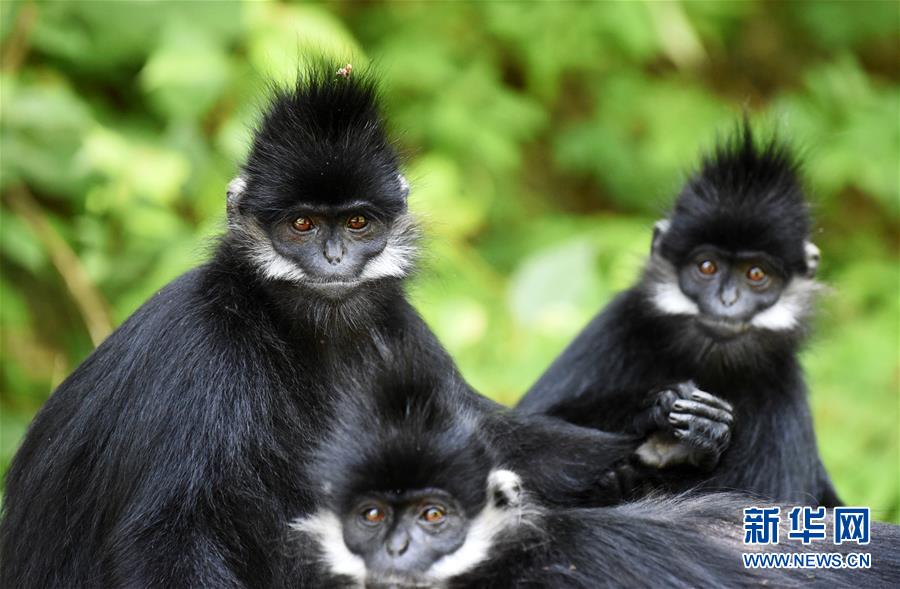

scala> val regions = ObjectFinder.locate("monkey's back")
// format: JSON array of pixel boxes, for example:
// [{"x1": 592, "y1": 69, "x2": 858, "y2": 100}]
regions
[{"x1": 0, "y1": 262, "x2": 324, "y2": 589}]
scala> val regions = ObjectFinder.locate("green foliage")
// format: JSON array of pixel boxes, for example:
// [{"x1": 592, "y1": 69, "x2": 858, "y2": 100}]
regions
[{"x1": 1, "y1": 1, "x2": 897, "y2": 521}]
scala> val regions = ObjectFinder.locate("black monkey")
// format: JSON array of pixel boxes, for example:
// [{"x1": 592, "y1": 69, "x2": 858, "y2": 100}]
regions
[
  {"x1": 287, "y1": 373, "x2": 518, "y2": 587},
  {"x1": 518, "y1": 127, "x2": 840, "y2": 507},
  {"x1": 292, "y1": 375, "x2": 900, "y2": 588},
  {"x1": 2, "y1": 65, "x2": 420, "y2": 589},
  {"x1": 1, "y1": 64, "x2": 703, "y2": 589}
]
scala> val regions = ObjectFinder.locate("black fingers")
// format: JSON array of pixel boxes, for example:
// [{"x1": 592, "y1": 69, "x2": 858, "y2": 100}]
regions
[
  {"x1": 633, "y1": 389, "x2": 679, "y2": 435},
  {"x1": 634, "y1": 381, "x2": 726, "y2": 435},
  {"x1": 635, "y1": 381, "x2": 735, "y2": 472},
  {"x1": 671, "y1": 399, "x2": 733, "y2": 424},
  {"x1": 688, "y1": 390, "x2": 733, "y2": 413},
  {"x1": 669, "y1": 410, "x2": 733, "y2": 472},
  {"x1": 672, "y1": 381, "x2": 699, "y2": 397},
  {"x1": 596, "y1": 461, "x2": 641, "y2": 504},
  {"x1": 639, "y1": 387, "x2": 679, "y2": 410}
]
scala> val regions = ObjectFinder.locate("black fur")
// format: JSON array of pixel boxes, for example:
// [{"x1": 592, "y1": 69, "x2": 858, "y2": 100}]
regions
[
  {"x1": 518, "y1": 125, "x2": 840, "y2": 506},
  {"x1": 311, "y1": 374, "x2": 497, "y2": 520},
  {"x1": 241, "y1": 68, "x2": 407, "y2": 223},
  {"x1": 295, "y1": 374, "x2": 900, "y2": 588},
  {"x1": 1, "y1": 64, "x2": 655, "y2": 589},
  {"x1": 457, "y1": 494, "x2": 900, "y2": 589},
  {"x1": 659, "y1": 127, "x2": 811, "y2": 276}
]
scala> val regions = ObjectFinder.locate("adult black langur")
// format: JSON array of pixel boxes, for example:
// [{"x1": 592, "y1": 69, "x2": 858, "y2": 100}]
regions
[
  {"x1": 517, "y1": 126, "x2": 840, "y2": 507},
  {"x1": 290, "y1": 373, "x2": 900, "y2": 589},
  {"x1": 0, "y1": 63, "x2": 715, "y2": 589}
]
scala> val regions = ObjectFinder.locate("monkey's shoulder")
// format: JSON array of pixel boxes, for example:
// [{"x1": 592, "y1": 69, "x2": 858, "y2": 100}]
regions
[{"x1": 48, "y1": 264, "x2": 285, "y2": 408}]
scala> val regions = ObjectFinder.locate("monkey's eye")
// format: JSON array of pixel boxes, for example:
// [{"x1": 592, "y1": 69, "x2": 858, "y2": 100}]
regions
[
  {"x1": 347, "y1": 215, "x2": 368, "y2": 230},
  {"x1": 746, "y1": 266, "x2": 767, "y2": 282},
  {"x1": 698, "y1": 260, "x2": 717, "y2": 275},
  {"x1": 292, "y1": 217, "x2": 314, "y2": 232},
  {"x1": 421, "y1": 506, "x2": 446, "y2": 524},
  {"x1": 361, "y1": 507, "x2": 385, "y2": 525}
]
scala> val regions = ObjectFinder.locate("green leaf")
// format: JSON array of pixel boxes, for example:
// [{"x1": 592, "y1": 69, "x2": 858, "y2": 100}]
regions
[
  {"x1": 141, "y1": 23, "x2": 231, "y2": 121},
  {"x1": 508, "y1": 238, "x2": 604, "y2": 334},
  {"x1": 554, "y1": 72, "x2": 731, "y2": 212},
  {"x1": 78, "y1": 127, "x2": 191, "y2": 210},
  {"x1": 245, "y1": 3, "x2": 363, "y2": 85},
  {"x1": 0, "y1": 74, "x2": 94, "y2": 197},
  {"x1": 0, "y1": 208, "x2": 46, "y2": 273}
]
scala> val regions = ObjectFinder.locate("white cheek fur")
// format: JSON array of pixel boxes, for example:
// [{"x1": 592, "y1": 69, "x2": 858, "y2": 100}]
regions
[
  {"x1": 359, "y1": 213, "x2": 419, "y2": 281},
  {"x1": 231, "y1": 218, "x2": 309, "y2": 283},
  {"x1": 256, "y1": 249, "x2": 309, "y2": 283},
  {"x1": 290, "y1": 469, "x2": 535, "y2": 586},
  {"x1": 646, "y1": 257, "x2": 699, "y2": 316},
  {"x1": 289, "y1": 511, "x2": 367, "y2": 586},
  {"x1": 651, "y1": 281, "x2": 700, "y2": 316},
  {"x1": 429, "y1": 470, "x2": 526, "y2": 579},
  {"x1": 750, "y1": 277, "x2": 819, "y2": 331}
]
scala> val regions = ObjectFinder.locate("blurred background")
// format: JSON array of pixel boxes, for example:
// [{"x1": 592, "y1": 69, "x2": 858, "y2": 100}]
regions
[{"x1": 0, "y1": 1, "x2": 897, "y2": 521}]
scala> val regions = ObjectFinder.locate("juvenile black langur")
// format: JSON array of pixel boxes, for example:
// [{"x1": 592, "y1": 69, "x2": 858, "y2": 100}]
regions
[
  {"x1": 518, "y1": 126, "x2": 839, "y2": 506},
  {"x1": 289, "y1": 380, "x2": 535, "y2": 588},
  {"x1": 1, "y1": 63, "x2": 705, "y2": 589},
  {"x1": 292, "y1": 378, "x2": 900, "y2": 589}
]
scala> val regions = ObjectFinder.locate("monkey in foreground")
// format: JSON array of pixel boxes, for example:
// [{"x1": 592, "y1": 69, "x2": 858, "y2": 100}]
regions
[
  {"x1": 0, "y1": 64, "x2": 720, "y2": 589},
  {"x1": 518, "y1": 127, "x2": 839, "y2": 506},
  {"x1": 291, "y1": 375, "x2": 899, "y2": 588}
]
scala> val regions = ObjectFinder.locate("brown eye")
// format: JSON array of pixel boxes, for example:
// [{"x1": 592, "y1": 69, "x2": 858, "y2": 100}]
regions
[
  {"x1": 422, "y1": 506, "x2": 446, "y2": 524},
  {"x1": 362, "y1": 507, "x2": 385, "y2": 524},
  {"x1": 292, "y1": 217, "x2": 313, "y2": 232},
  {"x1": 747, "y1": 266, "x2": 767, "y2": 282},
  {"x1": 698, "y1": 260, "x2": 717, "y2": 275},
  {"x1": 347, "y1": 215, "x2": 367, "y2": 230}
]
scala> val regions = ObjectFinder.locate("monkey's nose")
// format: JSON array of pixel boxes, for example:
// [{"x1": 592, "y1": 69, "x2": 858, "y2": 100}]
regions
[
  {"x1": 719, "y1": 286, "x2": 739, "y2": 307},
  {"x1": 386, "y1": 531, "x2": 410, "y2": 557},
  {"x1": 323, "y1": 241, "x2": 343, "y2": 265}
]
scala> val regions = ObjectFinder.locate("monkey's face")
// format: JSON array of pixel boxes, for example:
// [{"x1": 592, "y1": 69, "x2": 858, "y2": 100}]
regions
[
  {"x1": 268, "y1": 203, "x2": 395, "y2": 295},
  {"x1": 647, "y1": 247, "x2": 819, "y2": 343},
  {"x1": 227, "y1": 173, "x2": 418, "y2": 296},
  {"x1": 676, "y1": 247, "x2": 786, "y2": 339},
  {"x1": 342, "y1": 489, "x2": 469, "y2": 587},
  {"x1": 648, "y1": 217, "x2": 821, "y2": 348},
  {"x1": 293, "y1": 469, "x2": 529, "y2": 589}
]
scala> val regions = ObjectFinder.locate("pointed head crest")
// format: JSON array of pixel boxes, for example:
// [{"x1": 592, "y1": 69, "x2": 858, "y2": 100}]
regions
[
  {"x1": 658, "y1": 125, "x2": 812, "y2": 275},
  {"x1": 239, "y1": 64, "x2": 406, "y2": 225}
]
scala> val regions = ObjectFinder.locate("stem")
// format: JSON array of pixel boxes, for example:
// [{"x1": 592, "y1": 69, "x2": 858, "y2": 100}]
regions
[{"x1": 4, "y1": 186, "x2": 113, "y2": 346}]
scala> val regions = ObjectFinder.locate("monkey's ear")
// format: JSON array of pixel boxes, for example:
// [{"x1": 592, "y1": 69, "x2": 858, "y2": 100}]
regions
[
  {"x1": 804, "y1": 241, "x2": 820, "y2": 278},
  {"x1": 398, "y1": 173, "x2": 410, "y2": 199},
  {"x1": 651, "y1": 219, "x2": 670, "y2": 257},
  {"x1": 487, "y1": 469, "x2": 523, "y2": 509},
  {"x1": 226, "y1": 175, "x2": 247, "y2": 219}
]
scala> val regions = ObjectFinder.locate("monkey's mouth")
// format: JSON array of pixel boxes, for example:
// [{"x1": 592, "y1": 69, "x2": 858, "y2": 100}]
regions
[
  {"x1": 696, "y1": 316, "x2": 751, "y2": 339},
  {"x1": 307, "y1": 280, "x2": 361, "y2": 288},
  {"x1": 366, "y1": 574, "x2": 432, "y2": 589},
  {"x1": 302, "y1": 280, "x2": 363, "y2": 296}
]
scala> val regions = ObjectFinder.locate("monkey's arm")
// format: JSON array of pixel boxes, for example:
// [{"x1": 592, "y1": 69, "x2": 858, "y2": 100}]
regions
[
  {"x1": 484, "y1": 382, "x2": 735, "y2": 507},
  {"x1": 483, "y1": 411, "x2": 646, "y2": 507}
]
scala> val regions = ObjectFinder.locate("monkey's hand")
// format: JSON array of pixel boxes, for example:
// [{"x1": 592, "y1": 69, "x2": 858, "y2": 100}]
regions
[
  {"x1": 596, "y1": 461, "x2": 642, "y2": 504},
  {"x1": 633, "y1": 382, "x2": 733, "y2": 472}
]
